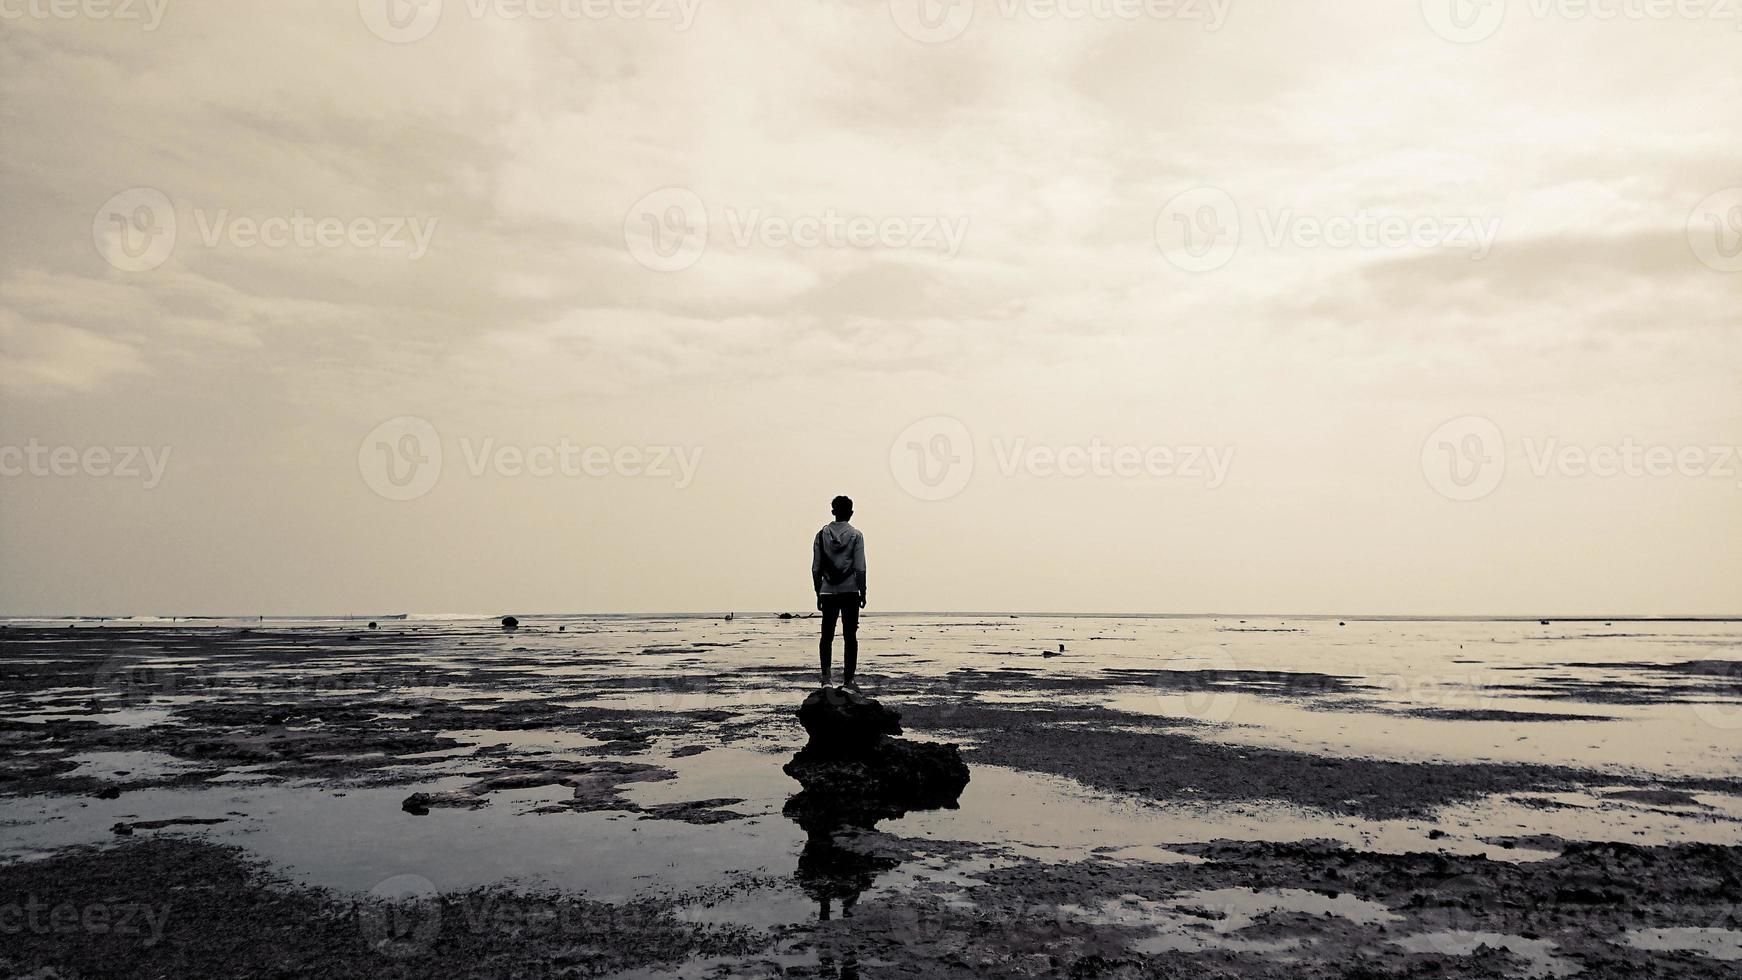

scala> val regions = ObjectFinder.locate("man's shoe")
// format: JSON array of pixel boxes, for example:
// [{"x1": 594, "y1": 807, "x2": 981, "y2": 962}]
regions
[{"x1": 842, "y1": 679, "x2": 860, "y2": 692}]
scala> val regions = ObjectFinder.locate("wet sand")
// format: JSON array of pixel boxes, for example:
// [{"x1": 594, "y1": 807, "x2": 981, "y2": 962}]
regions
[{"x1": 1, "y1": 616, "x2": 1739, "y2": 977}]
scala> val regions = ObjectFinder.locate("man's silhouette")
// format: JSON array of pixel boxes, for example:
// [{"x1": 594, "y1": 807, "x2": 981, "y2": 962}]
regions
[{"x1": 812, "y1": 495, "x2": 867, "y2": 688}]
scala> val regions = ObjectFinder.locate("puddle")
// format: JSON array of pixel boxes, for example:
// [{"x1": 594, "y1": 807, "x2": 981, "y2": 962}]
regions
[
  {"x1": 1623, "y1": 927, "x2": 1742, "y2": 961},
  {"x1": 66, "y1": 751, "x2": 202, "y2": 780},
  {"x1": 1174, "y1": 886, "x2": 1401, "y2": 927},
  {"x1": 1061, "y1": 885, "x2": 1400, "y2": 956},
  {"x1": 1391, "y1": 930, "x2": 1580, "y2": 977},
  {"x1": 438, "y1": 728, "x2": 610, "y2": 754},
  {"x1": 0, "y1": 780, "x2": 806, "y2": 903},
  {"x1": 1062, "y1": 893, "x2": 1303, "y2": 955}
]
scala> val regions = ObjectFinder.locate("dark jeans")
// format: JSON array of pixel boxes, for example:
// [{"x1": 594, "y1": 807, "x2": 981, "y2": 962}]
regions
[{"x1": 818, "y1": 592, "x2": 860, "y2": 683}]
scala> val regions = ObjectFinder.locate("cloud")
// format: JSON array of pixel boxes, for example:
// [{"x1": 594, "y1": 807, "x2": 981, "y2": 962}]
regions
[{"x1": 0, "y1": 309, "x2": 147, "y2": 396}]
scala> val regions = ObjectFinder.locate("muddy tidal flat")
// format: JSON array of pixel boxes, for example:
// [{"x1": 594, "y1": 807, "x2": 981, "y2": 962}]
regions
[{"x1": 2, "y1": 615, "x2": 1740, "y2": 978}]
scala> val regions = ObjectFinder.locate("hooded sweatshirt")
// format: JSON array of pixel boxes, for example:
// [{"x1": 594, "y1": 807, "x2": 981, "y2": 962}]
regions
[{"x1": 813, "y1": 521, "x2": 866, "y2": 594}]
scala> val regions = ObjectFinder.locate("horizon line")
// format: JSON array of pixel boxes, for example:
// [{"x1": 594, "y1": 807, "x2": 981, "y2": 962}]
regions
[{"x1": 6, "y1": 611, "x2": 1741, "y2": 623}]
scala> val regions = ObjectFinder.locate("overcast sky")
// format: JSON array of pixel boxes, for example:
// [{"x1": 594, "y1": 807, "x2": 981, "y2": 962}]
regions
[{"x1": 2, "y1": 0, "x2": 1738, "y2": 616}]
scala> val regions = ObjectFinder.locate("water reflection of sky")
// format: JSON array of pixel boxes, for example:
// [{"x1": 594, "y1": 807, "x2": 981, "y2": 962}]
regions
[{"x1": 1, "y1": 616, "x2": 1738, "y2": 940}]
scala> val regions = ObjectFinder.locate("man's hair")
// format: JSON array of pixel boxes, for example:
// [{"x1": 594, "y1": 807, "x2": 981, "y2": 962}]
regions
[{"x1": 831, "y1": 494, "x2": 853, "y2": 518}]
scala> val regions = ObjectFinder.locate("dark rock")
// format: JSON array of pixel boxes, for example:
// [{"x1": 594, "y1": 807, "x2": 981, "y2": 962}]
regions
[
  {"x1": 404, "y1": 761, "x2": 676, "y2": 816},
  {"x1": 640, "y1": 798, "x2": 746, "y2": 824},
  {"x1": 402, "y1": 790, "x2": 489, "y2": 815},
  {"x1": 501, "y1": 616, "x2": 519, "y2": 629},
  {"x1": 785, "y1": 737, "x2": 969, "y2": 820},
  {"x1": 367, "y1": 621, "x2": 378, "y2": 630},
  {"x1": 795, "y1": 687, "x2": 902, "y2": 756},
  {"x1": 778, "y1": 612, "x2": 794, "y2": 620},
  {"x1": 111, "y1": 816, "x2": 228, "y2": 835},
  {"x1": 783, "y1": 687, "x2": 968, "y2": 823}
]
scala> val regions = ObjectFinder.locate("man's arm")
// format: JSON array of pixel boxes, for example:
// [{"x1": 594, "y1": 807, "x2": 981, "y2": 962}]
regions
[
  {"x1": 856, "y1": 533, "x2": 867, "y2": 608},
  {"x1": 811, "y1": 532, "x2": 824, "y2": 607}
]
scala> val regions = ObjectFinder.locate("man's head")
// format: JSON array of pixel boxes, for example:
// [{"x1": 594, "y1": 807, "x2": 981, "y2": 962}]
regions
[{"x1": 831, "y1": 495, "x2": 853, "y2": 521}]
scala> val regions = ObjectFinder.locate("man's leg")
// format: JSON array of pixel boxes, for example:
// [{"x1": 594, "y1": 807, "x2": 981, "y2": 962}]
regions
[
  {"x1": 840, "y1": 599, "x2": 859, "y2": 685},
  {"x1": 819, "y1": 598, "x2": 840, "y2": 686}
]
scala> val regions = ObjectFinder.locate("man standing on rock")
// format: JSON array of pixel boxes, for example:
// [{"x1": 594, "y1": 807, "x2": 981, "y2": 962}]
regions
[{"x1": 812, "y1": 495, "x2": 867, "y2": 689}]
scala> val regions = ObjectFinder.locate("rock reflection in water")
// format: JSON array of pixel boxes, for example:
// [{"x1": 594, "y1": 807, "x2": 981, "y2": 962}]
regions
[{"x1": 780, "y1": 686, "x2": 972, "y2": 976}]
